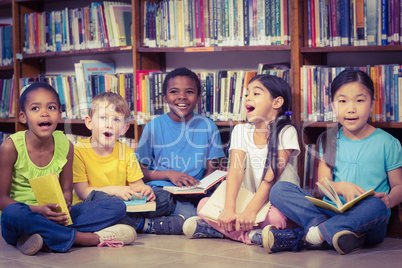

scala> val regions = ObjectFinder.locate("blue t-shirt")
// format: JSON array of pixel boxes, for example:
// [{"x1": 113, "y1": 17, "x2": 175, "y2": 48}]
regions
[
  {"x1": 136, "y1": 113, "x2": 226, "y2": 188},
  {"x1": 320, "y1": 128, "x2": 402, "y2": 207}
]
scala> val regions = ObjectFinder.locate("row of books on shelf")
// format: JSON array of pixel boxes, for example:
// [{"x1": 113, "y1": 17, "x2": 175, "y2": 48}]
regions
[
  {"x1": 300, "y1": 64, "x2": 402, "y2": 123},
  {"x1": 143, "y1": 0, "x2": 290, "y2": 48},
  {"x1": 307, "y1": 0, "x2": 402, "y2": 47},
  {"x1": 0, "y1": 25, "x2": 12, "y2": 66},
  {"x1": 23, "y1": 1, "x2": 132, "y2": 54},
  {"x1": 16, "y1": 61, "x2": 289, "y2": 122},
  {"x1": 0, "y1": 77, "x2": 15, "y2": 119},
  {"x1": 136, "y1": 63, "x2": 289, "y2": 123},
  {"x1": 18, "y1": 60, "x2": 131, "y2": 120}
]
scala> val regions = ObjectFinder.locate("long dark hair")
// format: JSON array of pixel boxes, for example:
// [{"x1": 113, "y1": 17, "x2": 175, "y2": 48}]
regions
[
  {"x1": 317, "y1": 69, "x2": 375, "y2": 169},
  {"x1": 249, "y1": 74, "x2": 301, "y2": 182}
]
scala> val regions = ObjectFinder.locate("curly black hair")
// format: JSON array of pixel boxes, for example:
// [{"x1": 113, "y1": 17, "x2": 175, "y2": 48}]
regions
[{"x1": 162, "y1": 67, "x2": 201, "y2": 96}]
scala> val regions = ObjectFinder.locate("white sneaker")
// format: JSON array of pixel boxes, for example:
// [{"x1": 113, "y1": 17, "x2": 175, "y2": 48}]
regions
[
  {"x1": 16, "y1": 233, "x2": 43, "y2": 255},
  {"x1": 95, "y1": 224, "x2": 137, "y2": 247}
]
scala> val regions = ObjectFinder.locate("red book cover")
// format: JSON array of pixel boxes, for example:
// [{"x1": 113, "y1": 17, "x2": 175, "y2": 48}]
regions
[
  {"x1": 195, "y1": 0, "x2": 200, "y2": 46},
  {"x1": 200, "y1": 0, "x2": 205, "y2": 46},
  {"x1": 99, "y1": 4, "x2": 110, "y2": 48},
  {"x1": 307, "y1": 67, "x2": 312, "y2": 120},
  {"x1": 283, "y1": 0, "x2": 289, "y2": 44}
]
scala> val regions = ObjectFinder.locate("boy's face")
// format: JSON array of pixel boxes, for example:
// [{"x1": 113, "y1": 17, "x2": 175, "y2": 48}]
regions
[
  {"x1": 85, "y1": 101, "x2": 129, "y2": 151},
  {"x1": 163, "y1": 76, "x2": 200, "y2": 122}
]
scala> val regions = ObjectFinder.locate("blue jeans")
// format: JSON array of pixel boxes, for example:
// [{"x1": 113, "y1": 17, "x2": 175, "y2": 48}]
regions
[
  {"x1": 84, "y1": 189, "x2": 176, "y2": 229},
  {"x1": 1, "y1": 198, "x2": 126, "y2": 252},
  {"x1": 270, "y1": 181, "x2": 388, "y2": 246}
]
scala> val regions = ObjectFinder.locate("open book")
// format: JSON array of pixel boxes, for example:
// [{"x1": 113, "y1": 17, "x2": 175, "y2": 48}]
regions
[
  {"x1": 305, "y1": 177, "x2": 375, "y2": 213},
  {"x1": 124, "y1": 195, "x2": 156, "y2": 212},
  {"x1": 29, "y1": 173, "x2": 73, "y2": 226},
  {"x1": 199, "y1": 180, "x2": 271, "y2": 224},
  {"x1": 163, "y1": 170, "x2": 228, "y2": 194}
]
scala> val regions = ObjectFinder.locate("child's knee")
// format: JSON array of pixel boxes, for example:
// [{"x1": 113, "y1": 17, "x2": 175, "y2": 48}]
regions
[
  {"x1": 196, "y1": 197, "x2": 210, "y2": 214},
  {"x1": 267, "y1": 206, "x2": 287, "y2": 229},
  {"x1": 1, "y1": 203, "x2": 29, "y2": 223}
]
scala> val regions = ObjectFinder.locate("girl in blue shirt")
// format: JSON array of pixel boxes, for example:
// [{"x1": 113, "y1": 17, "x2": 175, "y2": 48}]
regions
[{"x1": 266, "y1": 69, "x2": 402, "y2": 254}]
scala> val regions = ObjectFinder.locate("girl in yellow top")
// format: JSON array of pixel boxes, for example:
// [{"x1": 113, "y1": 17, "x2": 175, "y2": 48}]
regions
[{"x1": 0, "y1": 82, "x2": 135, "y2": 256}]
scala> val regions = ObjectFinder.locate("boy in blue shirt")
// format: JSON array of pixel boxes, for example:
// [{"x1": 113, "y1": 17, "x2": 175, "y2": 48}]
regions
[{"x1": 136, "y1": 67, "x2": 226, "y2": 233}]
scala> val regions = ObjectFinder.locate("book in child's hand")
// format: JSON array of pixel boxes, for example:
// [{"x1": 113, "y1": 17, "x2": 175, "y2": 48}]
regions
[
  {"x1": 29, "y1": 173, "x2": 73, "y2": 226},
  {"x1": 163, "y1": 170, "x2": 228, "y2": 194},
  {"x1": 305, "y1": 177, "x2": 375, "y2": 213},
  {"x1": 198, "y1": 180, "x2": 271, "y2": 225},
  {"x1": 124, "y1": 195, "x2": 156, "y2": 212}
]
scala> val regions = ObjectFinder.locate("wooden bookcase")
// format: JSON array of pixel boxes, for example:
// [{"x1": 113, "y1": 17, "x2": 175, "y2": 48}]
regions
[{"x1": 1, "y1": 0, "x2": 401, "y2": 183}]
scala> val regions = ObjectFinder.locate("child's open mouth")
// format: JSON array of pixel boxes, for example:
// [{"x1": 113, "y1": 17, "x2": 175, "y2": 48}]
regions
[
  {"x1": 103, "y1": 132, "x2": 113, "y2": 138},
  {"x1": 38, "y1": 122, "x2": 51, "y2": 127},
  {"x1": 246, "y1": 105, "x2": 255, "y2": 113}
]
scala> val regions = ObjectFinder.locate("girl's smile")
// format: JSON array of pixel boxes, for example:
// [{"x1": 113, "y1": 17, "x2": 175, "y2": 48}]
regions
[{"x1": 332, "y1": 81, "x2": 375, "y2": 140}]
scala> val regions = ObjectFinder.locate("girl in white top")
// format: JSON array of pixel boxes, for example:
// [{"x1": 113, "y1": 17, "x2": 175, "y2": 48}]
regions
[{"x1": 183, "y1": 74, "x2": 301, "y2": 245}]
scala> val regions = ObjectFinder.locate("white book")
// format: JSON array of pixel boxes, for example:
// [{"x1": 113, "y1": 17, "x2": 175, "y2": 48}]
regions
[{"x1": 163, "y1": 170, "x2": 228, "y2": 194}]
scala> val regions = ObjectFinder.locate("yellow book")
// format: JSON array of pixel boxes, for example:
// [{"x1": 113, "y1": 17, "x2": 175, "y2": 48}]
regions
[
  {"x1": 305, "y1": 177, "x2": 375, "y2": 214},
  {"x1": 199, "y1": 180, "x2": 271, "y2": 225},
  {"x1": 29, "y1": 173, "x2": 73, "y2": 226}
]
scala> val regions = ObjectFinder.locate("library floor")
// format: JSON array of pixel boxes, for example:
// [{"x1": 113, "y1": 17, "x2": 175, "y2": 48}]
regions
[{"x1": 0, "y1": 230, "x2": 402, "y2": 268}]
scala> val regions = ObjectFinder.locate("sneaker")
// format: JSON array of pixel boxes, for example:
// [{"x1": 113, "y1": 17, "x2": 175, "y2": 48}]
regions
[
  {"x1": 263, "y1": 225, "x2": 311, "y2": 253},
  {"x1": 182, "y1": 216, "x2": 224, "y2": 238},
  {"x1": 152, "y1": 215, "x2": 185, "y2": 235},
  {"x1": 16, "y1": 233, "x2": 43, "y2": 256},
  {"x1": 95, "y1": 224, "x2": 137, "y2": 247},
  {"x1": 249, "y1": 229, "x2": 263, "y2": 245},
  {"x1": 333, "y1": 230, "x2": 365, "y2": 255}
]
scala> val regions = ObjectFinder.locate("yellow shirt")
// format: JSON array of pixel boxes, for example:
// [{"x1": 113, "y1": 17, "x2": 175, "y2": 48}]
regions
[{"x1": 73, "y1": 137, "x2": 143, "y2": 203}]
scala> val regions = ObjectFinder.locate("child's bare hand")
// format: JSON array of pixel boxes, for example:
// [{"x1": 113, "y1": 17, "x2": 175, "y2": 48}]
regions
[
  {"x1": 218, "y1": 210, "x2": 236, "y2": 231},
  {"x1": 338, "y1": 181, "x2": 366, "y2": 202},
  {"x1": 111, "y1": 186, "x2": 135, "y2": 200},
  {"x1": 38, "y1": 203, "x2": 70, "y2": 225},
  {"x1": 374, "y1": 192, "x2": 391, "y2": 209},
  {"x1": 235, "y1": 210, "x2": 256, "y2": 232},
  {"x1": 139, "y1": 185, "x2": 156, "y2": 201},
  {"x1": 167, "y1": 171, "x2": 199, "y2": 187}
]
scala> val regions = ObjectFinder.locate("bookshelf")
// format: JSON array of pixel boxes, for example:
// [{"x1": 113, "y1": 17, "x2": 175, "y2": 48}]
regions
[
  {"x1": 8, "y1": 0, "x2": 136, "y2": 138},
  {"x1": 299, "y1": 0, "x2": 402, "y2": 147},
  {"x1": 0, "y1": 0, "x2": 400, "y2": 175}
]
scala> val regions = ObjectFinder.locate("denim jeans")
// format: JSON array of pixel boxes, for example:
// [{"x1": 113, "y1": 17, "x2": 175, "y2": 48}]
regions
[
  {"x1": 1, "y1": 197, "x2": 126, "y2": 252},
  {"x1": 84, "y1": 188, "x2": 176, "y2": 229},
  {"x1": 270, "y1": 181, "x2": 388, "y2": 246}
]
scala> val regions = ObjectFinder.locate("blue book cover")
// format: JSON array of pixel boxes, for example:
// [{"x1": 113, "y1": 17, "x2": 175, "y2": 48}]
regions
[
  {"x1": 381, "y1": 0, "x2": 387, "y2": 45},
  {"x1": 243, "y1": 0, "x2": 249, "y2": 45},
  {"x1": 55, "y1": 76, "x2": 66, "y2": 118},
  {"x1": 340, "y1": 0, "x2": 350, "y2": 46},
  {"x1": 81, "y1": 61, "x2": 115, "y2": 104}
]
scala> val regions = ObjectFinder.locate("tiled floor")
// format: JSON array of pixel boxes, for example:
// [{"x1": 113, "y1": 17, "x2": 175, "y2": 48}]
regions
[{"x1": 0, "y1": 231, "x2": 401, "y2": 268}]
